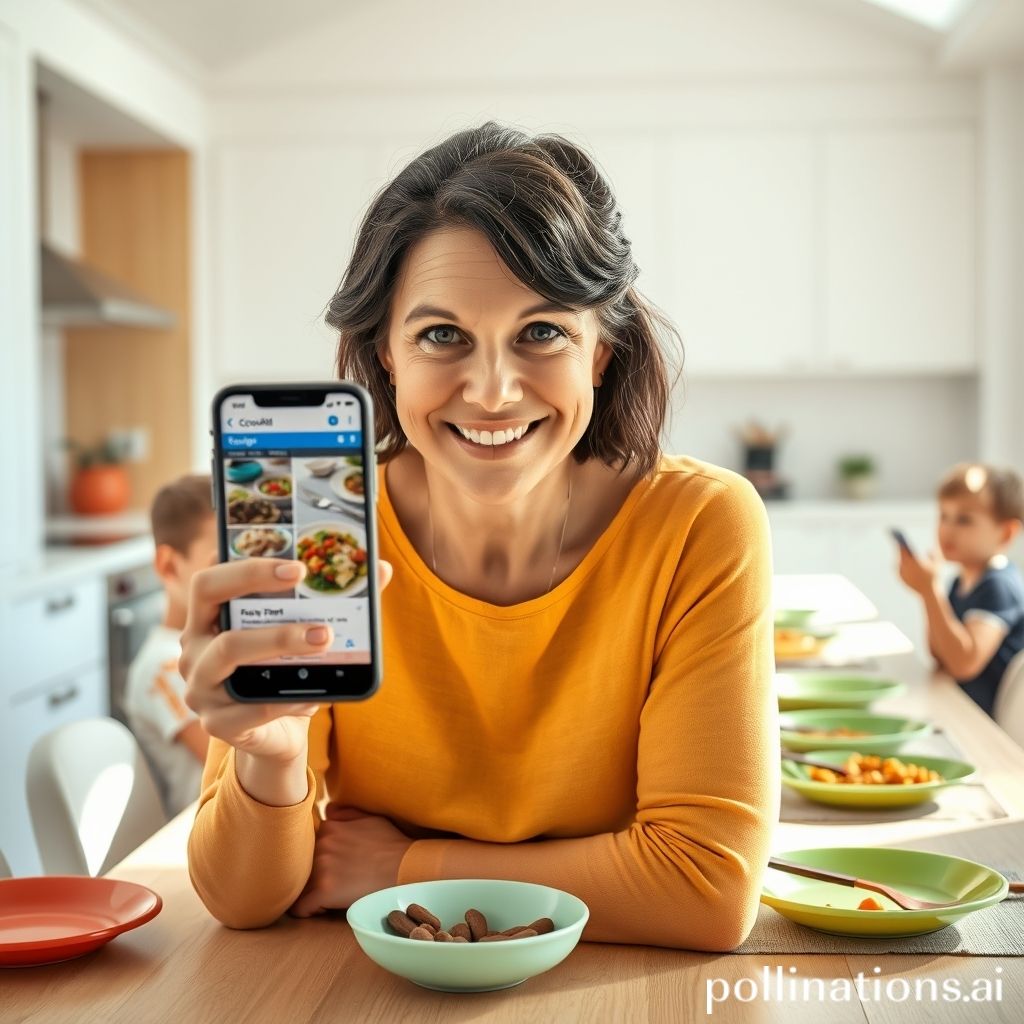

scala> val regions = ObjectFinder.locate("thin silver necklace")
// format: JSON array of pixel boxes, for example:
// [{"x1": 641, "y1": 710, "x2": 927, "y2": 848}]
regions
[{"x1": 426, "y1": 467, "x2": 573, "y2": 595}]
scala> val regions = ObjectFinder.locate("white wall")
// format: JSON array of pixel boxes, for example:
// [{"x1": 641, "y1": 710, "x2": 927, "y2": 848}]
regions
[
  {"x1": 673, "y1": 376, "x2": 978, "y2": 499},
  {"x1": 978, "y1": 68, "x2": 1024, "y2": 473}
]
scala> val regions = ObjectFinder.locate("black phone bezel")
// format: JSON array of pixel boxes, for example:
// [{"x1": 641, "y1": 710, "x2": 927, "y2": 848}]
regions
[
  {"x1": 211, "y1": 382, "x2": 382, "y2": 702},
  {"x1": 890, "y1": 527, "x2": 915, "y2": 555}
]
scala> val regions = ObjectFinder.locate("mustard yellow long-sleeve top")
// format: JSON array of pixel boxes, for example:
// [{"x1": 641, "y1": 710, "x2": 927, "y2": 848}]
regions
[{"x1": 188, "y1": 454, "x2": 779, "y2": 950}]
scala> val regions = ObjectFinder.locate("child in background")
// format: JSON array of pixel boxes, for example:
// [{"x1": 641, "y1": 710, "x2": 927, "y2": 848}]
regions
[
  {"x1": 897, "y1": 463, "x2": 1024, "y2": 718},
  {"x1": 126, "y1": 474, "x2": 217, "y2": 816}
]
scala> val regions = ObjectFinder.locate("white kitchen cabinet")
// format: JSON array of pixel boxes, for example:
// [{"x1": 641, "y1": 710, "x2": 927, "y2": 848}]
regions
[
  {"x1": 1, "y1": 664, "x2": 107, "y2": 876},
  {"x1": 768, "y1": 518, "x2": 837, "y2": 576},
  {"x1": 215, "y1": 141, "x2": 394, "y2": 381},
  {"x1": 4, "y1": 577, "x2": 105, "y2": 693},
  {"x1": 583, "y1": 134, "x2": 670, "y2": 314},
  {"x1": 0, "y1": 573, "x2": 108, "y2": 877},
  {"x1": 824, "y1": 129, "x2": 976, "y2": 372},
  {"x1": 665, "y1": 132, "x2": 816, "y2": 375}
]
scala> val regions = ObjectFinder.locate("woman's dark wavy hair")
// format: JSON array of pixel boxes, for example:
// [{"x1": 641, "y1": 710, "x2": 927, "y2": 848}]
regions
[{"x1": 325, "y1": 121, "x2": 683, "y2": 478}]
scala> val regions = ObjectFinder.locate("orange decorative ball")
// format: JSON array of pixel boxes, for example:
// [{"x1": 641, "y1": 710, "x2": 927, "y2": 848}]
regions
[{"x1": 70, "y1": 464, "x2": 131, "y2": 515}]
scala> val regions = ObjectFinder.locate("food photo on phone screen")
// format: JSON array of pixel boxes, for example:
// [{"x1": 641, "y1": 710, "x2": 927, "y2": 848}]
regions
[{"x1": 217, "y1": 388, "x2": 375, "y2": 672}]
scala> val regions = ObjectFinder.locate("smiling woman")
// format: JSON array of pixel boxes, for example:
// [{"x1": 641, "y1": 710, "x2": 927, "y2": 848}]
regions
[{"x1": 184, "y1": 122, "x2": 779, "y2": 952}]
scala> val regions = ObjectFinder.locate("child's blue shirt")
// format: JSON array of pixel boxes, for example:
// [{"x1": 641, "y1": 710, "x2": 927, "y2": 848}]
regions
[{"x1": 948, "y1": 559, "x2": 1024, "y2": 717}]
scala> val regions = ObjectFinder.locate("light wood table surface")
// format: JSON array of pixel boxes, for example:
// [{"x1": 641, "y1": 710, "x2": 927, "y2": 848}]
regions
[{"x1": 4, "y1": 644, "x2": 1024, "y2": 1021}]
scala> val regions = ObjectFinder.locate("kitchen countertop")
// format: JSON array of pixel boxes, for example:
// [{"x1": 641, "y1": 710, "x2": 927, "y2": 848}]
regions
[
  {"x1": 764, "y1": 499, "x2": 935, "y2": 519},
  {"x1": 0, "y1": 535, "x2": 155, "y2": 600}
]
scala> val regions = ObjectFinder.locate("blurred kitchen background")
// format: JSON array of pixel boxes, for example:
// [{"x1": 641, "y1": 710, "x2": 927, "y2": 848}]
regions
[{"x1": 1, "y1": 0, "x2": 1023, "y2": 871}]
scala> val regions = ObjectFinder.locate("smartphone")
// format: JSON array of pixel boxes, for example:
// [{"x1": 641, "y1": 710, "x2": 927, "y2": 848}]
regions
[
  {"x1": 211, "y1": 383, "x2": 381, "y2": 702},
  {"x1": 890, "y1": 528, "x2": 915, "y2": 556}
]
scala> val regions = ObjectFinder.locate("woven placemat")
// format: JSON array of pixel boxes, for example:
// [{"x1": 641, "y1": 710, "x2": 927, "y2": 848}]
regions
[{"x1": 736, "y1": 823, "x2": 1024, "y2": 955}]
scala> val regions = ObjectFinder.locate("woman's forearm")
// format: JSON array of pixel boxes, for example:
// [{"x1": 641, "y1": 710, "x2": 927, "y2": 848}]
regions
[
  {"x1": 395, "y1": 809, "x2": 771, "y2": 951},
  {"x1": 188, "y1": 743, "x2": 317, "y2": 929}
]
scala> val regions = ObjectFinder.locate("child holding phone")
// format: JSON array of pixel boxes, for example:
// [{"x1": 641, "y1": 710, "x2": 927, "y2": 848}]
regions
[{"x1": 896, "y1": 462, "x2": 1024, "y2": 717}]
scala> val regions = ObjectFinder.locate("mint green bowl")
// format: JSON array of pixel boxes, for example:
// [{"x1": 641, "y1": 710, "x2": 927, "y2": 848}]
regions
[
  {"x1": 345, "y1": 879, "x2": 589, "y2": 993},
  {"x1": 779, "y1": 709, "x2": 932, "y2": 754},
  {"x1": 774, "y1": 608, "x2": 818, "y2": 629},
  {"x1": 776, "y1": 673, "x2": 905, "y2": 711}
]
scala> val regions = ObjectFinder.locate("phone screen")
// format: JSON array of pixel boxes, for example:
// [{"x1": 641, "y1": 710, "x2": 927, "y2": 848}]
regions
[{"x1": 212, "y1": 385, "x2": 380, "y2": 700}]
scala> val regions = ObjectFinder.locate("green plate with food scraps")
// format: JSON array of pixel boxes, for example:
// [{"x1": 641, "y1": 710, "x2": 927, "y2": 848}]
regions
[
  {"x1": 779, "y1": 710, "x2": 932, "y2": 754},
  {"x1": 774, "y1": 608, "x2": 819, "y2": 629},
  {"x1": 782, "y1": 750, "x2": 975, "y2": 808},
  {"x1": 762, "y1": 847, "x2": 1008, "y2": 937},
  {"x1": 776, "y1": 673, "x2": 904, "y2": 711}
]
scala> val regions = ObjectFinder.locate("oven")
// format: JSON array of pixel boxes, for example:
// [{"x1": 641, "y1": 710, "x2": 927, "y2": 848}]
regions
[{"x1": 107, "y1": 562, "x2": 166, "y2": 725}]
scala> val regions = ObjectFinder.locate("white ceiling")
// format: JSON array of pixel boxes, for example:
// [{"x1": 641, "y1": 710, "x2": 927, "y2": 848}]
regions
[
  {"x1": 75, "y1": 0, "x2": 355, "y2": 72},
  {"x1": 860, "y1": 0, "x2": 974, "y2": 30},
  {"x1": 74, "y1": 0, "x2": 1021, "y2": 77}
]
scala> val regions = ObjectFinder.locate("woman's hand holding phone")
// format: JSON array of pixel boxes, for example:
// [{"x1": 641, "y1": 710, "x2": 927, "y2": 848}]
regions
[{"x1": 180, "y1": 556, "x2": 393, "y2": 805}]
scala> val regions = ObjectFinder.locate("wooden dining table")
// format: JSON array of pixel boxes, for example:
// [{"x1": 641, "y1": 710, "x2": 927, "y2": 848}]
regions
[{"x1": 4, "y1": 614, "x2": 1024, "y2": 1021}]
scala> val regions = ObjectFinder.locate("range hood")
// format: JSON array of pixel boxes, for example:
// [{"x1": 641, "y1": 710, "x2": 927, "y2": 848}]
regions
[
  {"x1": 36, "y1": 86, "x2": 175, "y2": 331},
  {"x1": 40, "y1": 243, "x2": 176, "y2": 329}
]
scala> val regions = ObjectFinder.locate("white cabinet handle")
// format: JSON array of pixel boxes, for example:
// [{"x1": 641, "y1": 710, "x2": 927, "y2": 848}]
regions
[
  {"x1": 45, "y1": 595, "x2": 76, "y2": 615},
  {"x1": 47, "y1": 685, "x2": 80, "y2": 709},
  {"x1": 111, "y1": 607, "x2": 136, "y2": 628}
]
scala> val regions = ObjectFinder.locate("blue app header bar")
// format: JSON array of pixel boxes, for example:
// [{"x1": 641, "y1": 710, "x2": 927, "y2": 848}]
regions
[{"x1": 221, "y1": 431, "x2": 363, "y2": 451}]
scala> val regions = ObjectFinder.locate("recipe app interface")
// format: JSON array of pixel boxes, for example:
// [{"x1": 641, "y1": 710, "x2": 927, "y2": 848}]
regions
[{"x1": 219, "y1": 393, "x2": 371, "y2": 665}]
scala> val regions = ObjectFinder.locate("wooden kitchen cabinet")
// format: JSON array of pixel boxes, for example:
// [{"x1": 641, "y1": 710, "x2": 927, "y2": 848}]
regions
[{"x1": 823, "y1": 129, "x2": 976, "y2": 373}]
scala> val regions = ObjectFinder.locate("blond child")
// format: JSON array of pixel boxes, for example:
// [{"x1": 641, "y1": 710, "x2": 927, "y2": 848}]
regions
[
  {"x1": 125, "y1": 474, "x2": 217, "y2": 815},
  {"x1": 897, "y1": 463, "x2": 1024, "y2": 717}
]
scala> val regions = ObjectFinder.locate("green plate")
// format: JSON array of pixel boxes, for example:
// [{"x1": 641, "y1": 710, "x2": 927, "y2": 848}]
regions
[
  {"x1": 776, "y1": 672, "x2": 905, "y2": 711},
  {"x1": 762, "y1": 847, "x2": 1008, "y2": 936},
  {"x1": 780, "y1": 709, "x2": 932, "y2": 754},
  {"x1": 774, "y1": 608, "x2": 818, "y2": 629},
  {"x1": 782, "y1": 749, "x2": 975, "y2": 807},
  {"x1": 345, "y1": 878, "x2": 588, "y2": 993}
]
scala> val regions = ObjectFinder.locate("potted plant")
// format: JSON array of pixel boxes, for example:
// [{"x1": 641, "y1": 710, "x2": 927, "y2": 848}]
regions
[
  {"x1": 65, "y1": 435, "x2": 132, "y2": 515},
  {"x1": 838, "y1": 453, "x2": 878, "y2": 500}
]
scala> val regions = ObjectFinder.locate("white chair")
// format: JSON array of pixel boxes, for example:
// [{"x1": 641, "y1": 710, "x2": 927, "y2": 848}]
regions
[
  {"x1": 27, "y1": 717, "x2": 166, "y2": 876},
  {"x1": 0, "y1": 849, "x2": 10, "y2": 879},
  {"x1": 994, "y1": 649, "x2": 1024, "y2": 750}
]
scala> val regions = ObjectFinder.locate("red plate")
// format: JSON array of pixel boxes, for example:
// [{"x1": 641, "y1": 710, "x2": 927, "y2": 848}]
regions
[{"x1": 0, "y1": 876, "x2": 162, "y2": 967}]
